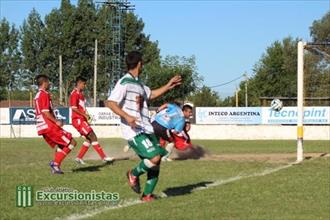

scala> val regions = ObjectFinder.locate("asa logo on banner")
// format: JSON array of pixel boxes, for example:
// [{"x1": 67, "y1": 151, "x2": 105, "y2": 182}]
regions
[{"x1": 10, "y1": 107, "x2": 70, "y2": 124}]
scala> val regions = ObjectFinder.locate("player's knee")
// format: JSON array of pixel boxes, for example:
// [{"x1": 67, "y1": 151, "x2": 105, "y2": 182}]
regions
[
  {"x1": 88, "y1": 132, "x2": 97, "y2": 142},
  {"x1": 150, "y1": 155, "x2": 161, "y2": 164},
  {"x1": 70, "y1": 138, "x2": 77, "y2": 146}
]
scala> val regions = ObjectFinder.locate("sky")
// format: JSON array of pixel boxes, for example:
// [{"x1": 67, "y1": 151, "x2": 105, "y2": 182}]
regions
[{"x1": 1, "y1": 0, "x2": 329, "y2": 97}]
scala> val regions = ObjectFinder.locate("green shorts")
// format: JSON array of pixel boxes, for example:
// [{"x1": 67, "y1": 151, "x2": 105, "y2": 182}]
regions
[{"x1": 128, "y1": 133, "x2": 168, "y2": 159}]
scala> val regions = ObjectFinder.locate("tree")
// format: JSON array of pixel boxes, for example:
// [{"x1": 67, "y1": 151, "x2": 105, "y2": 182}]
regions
[
  {"x1": 43, "y1": 0, "x2": 75, "y2": 88},
  {"x1": 217, "y1": 12, "x2": 329, "y2": 107},
  {"x1": 307, "y1": 12, "x2": 330, "y2": 101},
  {"x1": 236, "y1": 37, "x2": 299, "y2": 106},
  {"x1": 0, "y1": 18, "x2": 21, "y2": 100},
  {"x1": 94, "y1": 4, "x2": 112, "y2": 99},
  {"x1": 5, "y1": 1, "x2": 202, "y2": 106},
  {"x1": 188, "y1": 86, "x2": 221, "y2": 107},
  {"x1": 146, "y1": 55, "x2": 202, "y2": 106},
  {"x1": 310, "y1": 12, "x2": 330, "y2": 55},
  {"x1": 20, "y1": 8, "x2": 46, "y2": 89}
]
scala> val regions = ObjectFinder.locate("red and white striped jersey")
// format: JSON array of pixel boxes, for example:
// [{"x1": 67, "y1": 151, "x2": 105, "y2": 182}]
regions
[
  {"x1": 34, "y1": 89, "x2": 55, "y2": 135},
  {"x1": 70, "y1": 88, "x2": 86, "y2": 120}
]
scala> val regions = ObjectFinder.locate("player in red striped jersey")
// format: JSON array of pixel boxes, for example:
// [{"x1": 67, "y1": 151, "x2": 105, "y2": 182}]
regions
[
  {"x1": 34, "y1": 75, "x2": 77, "y2": 174},
  {"x1": 70, "y1": 76, "x2": 113, "y2": 165}
]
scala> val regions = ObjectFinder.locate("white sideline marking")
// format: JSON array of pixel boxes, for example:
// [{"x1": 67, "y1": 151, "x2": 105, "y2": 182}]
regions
[{"x1": 58, "y1": 163, "x2": 293, "y2": 220}]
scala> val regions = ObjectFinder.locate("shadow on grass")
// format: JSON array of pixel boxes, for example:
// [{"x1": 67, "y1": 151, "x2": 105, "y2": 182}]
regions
[
  {"x1": 174, "y1": 145, "x2": 208, "y2": 160},
  {"x1": 72, "y1": 163, "x2": 112, "y2": 173},
  {"x1": 305, "y1": 153, "x2": 329, "y2": 161},
  {"x1": 71, "y1": 156, "x2": 131, "y2": 173},
  {"x1": 162, "y1": 181, "x2": 213, "y2": 197}
]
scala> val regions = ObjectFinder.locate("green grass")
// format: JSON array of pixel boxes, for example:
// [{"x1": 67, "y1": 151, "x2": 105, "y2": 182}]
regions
[
  {"x1": 194, "y1": 140, "x2": 330, "y2": 154},
  {"x1": 0, "y1": 138, "x2": 329, "y2": 220}
]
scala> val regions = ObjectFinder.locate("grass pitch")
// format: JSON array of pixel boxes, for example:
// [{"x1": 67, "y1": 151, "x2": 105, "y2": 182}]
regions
[{"x1": 0, "y1": 138, "x2": 329, "y2": 220}]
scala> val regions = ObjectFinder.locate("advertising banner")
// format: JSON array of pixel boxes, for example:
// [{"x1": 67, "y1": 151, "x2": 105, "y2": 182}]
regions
[
  {"x1": 10, "y1": 107, "x2": 70, "y2": 125},
  {"x1": 196, "y1": 107, "x2": 262, "y2": 124},
  {"x1": 0, "y1": 108, "x2": 10, "y2": 124},
  {"x1": 86, "y1": 107, "x2": 121, "y2": 125},
  {"x1": 262, "y1": 106, "x2": 330, "y2": 124}
]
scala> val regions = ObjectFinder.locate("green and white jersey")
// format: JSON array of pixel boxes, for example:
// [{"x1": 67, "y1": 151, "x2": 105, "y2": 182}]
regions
[{"x1": 108, "y1": 73, "x2": 154, "y2": 140}]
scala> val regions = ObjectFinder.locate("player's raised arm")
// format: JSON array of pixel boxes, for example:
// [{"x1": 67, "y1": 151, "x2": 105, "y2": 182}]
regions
[
  {"x1": 156, "y1": 103, "x2": 169, "y2": 113},
  {"x1": 149, "y1": 75, "x2": 182, "y2": 100}
]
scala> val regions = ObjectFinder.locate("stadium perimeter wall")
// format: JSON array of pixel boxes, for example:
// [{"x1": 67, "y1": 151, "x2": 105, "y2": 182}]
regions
[{"x1": 1, "y1": 124, "x2": 329, "y2": 140}]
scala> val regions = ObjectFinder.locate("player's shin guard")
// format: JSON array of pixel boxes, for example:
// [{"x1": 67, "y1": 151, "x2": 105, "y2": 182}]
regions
[
  {"x1": 132, "y1": 159, "x2": 155, "y2": 177},
  {"x1": 77, "y1": 141, "x2": 90, "y2": 159},
  {"x1": 143, "y1": 166, "x2": 160, "y2": 195},
  {"x1": 54, "y1": 144, "x2": 75, "y2": 165},
  {"x1": 92, "y1": 142, "x2": 106, "y2": 159}
]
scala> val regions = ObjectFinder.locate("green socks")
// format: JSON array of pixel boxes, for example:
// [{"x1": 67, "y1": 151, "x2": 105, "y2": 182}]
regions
[
  {"x1": 132, "y1": 159, "x2": 153, "y2": 177},
  {"x1": 143, "y1": 167, "x2": 160, "y2": 195},
  {"x1": 131, "y1": 159, "x2": 160, "y2": 195}
]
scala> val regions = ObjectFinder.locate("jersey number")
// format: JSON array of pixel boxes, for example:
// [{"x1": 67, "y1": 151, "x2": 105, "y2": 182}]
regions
[{"x1": 142, "y1": 139, "x2": 153, "y2": 149}]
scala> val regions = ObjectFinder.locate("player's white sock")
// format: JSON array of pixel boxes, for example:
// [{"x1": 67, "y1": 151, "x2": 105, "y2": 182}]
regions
[{"x1": 162, "y1": 143, "x2": 174, "y2": 161}]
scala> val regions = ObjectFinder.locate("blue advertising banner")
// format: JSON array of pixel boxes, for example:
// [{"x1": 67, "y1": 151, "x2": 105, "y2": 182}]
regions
[
  {"x1": 10, "y1": 107, "x2": 70, "y2": 125},
  {"x1": 196, "y1": 107, "x2": 262, "y2": 124}
]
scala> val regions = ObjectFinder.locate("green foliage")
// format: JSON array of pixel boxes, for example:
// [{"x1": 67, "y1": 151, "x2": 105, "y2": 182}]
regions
[
  {"x1": 306, "y1": 12, "x2": 330, "y2": 102},
  {"x1": 6, "y1": 3, "x2": 328, "y2": 107},
  {"x1": 224, "y1": 12, "x2": 329, "y2": 107},
  {"x1": 146, "y1": 55, "x2": 202, "y2": 106},
  {"x1": 188, "y1": 86, "x2": 221, "y2": 107},
  {"x1": 310, "y1": 12, "x2": 330, "y2": 55},
  {"x1": 239, "y1": 37, "x2": 299, "y2": 106},
  {"x1": 2, "y1": 0, "x2": 199, "y2": 105},
  {"x1": 20, "y1": 8, "x2": 46, "y2": 88},
  {"x1": 0, "y1": 18, "x2": 21, "y2": 100}
]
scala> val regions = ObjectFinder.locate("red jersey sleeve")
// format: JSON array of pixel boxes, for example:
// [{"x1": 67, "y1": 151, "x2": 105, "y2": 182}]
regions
[{"x1": 70, "y1": 91, "x2": 79, "y2": 108}]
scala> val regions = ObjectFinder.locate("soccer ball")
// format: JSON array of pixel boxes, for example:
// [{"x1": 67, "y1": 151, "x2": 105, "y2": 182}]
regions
[{"x1": 270, "y1": 99, "x2": 283, "y2": 111}]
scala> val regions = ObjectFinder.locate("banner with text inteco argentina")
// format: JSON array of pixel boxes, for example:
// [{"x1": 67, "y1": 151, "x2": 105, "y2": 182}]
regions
[
  {"x1": 262, "y1": 106, "x2": 330, "y2": 125},
  {"x1": 196, "y1": 107, "x2": 262, "y2": 124},
  {"x1": 196, "y1": 107, "x2": 330, "y2": 125}
]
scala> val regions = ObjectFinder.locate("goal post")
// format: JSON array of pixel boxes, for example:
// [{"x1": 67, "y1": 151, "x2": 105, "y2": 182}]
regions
[
  {"x1": 296, "y1": 40, "x2": 329, "y2": 162},
  {"x1": 296, "y1": 41, "x2": 305, "y2": 163}
]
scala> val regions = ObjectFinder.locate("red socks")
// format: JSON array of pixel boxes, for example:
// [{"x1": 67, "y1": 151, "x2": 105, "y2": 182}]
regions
[
  {"x1": 77, "y1": 141, "x2": 90, "y2": 159},
  {"x1": 54, "y1": 144, "x2": 75, "y2": 165},
  {"x1": 92, "y1": 142, "x2": 106, "y2": 159}
]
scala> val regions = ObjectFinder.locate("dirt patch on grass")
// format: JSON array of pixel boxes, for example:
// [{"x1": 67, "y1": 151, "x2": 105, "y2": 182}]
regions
[
  {"x1": 83, "y1": 143, "x2": 329, "y2": 163},
  {"x1": 170, "y1": 145, "x2": 329, "y2": 163},
  {"x1": 199, "y1": 152, "x2": 329, "y2": 163}
]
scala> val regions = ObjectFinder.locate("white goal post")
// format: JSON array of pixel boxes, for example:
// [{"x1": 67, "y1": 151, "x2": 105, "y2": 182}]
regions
[
  {"x1": 296, "y1": 41, "x2": 305, "y2": 163},
  {"x1": 296, "y1": 40, "x2": 329, "y2": 162}
]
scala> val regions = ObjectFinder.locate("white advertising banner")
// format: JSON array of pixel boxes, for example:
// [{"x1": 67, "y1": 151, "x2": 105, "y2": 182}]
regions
[
  {"x1": 196, "y1": 107, "x2": 262, "y2": 124},
  {"x1": 0, "y1": 108, "x2": 10, "y2": 124},
  {"x1": 262, "y1": 106, "x2": 330, "y2": 125},
  {"x1": 196, "y1": 107, "x2": 330, "y2": 125},
  {"x1": 86, "y1": 107, "x2": 121, "y2": 125}
]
